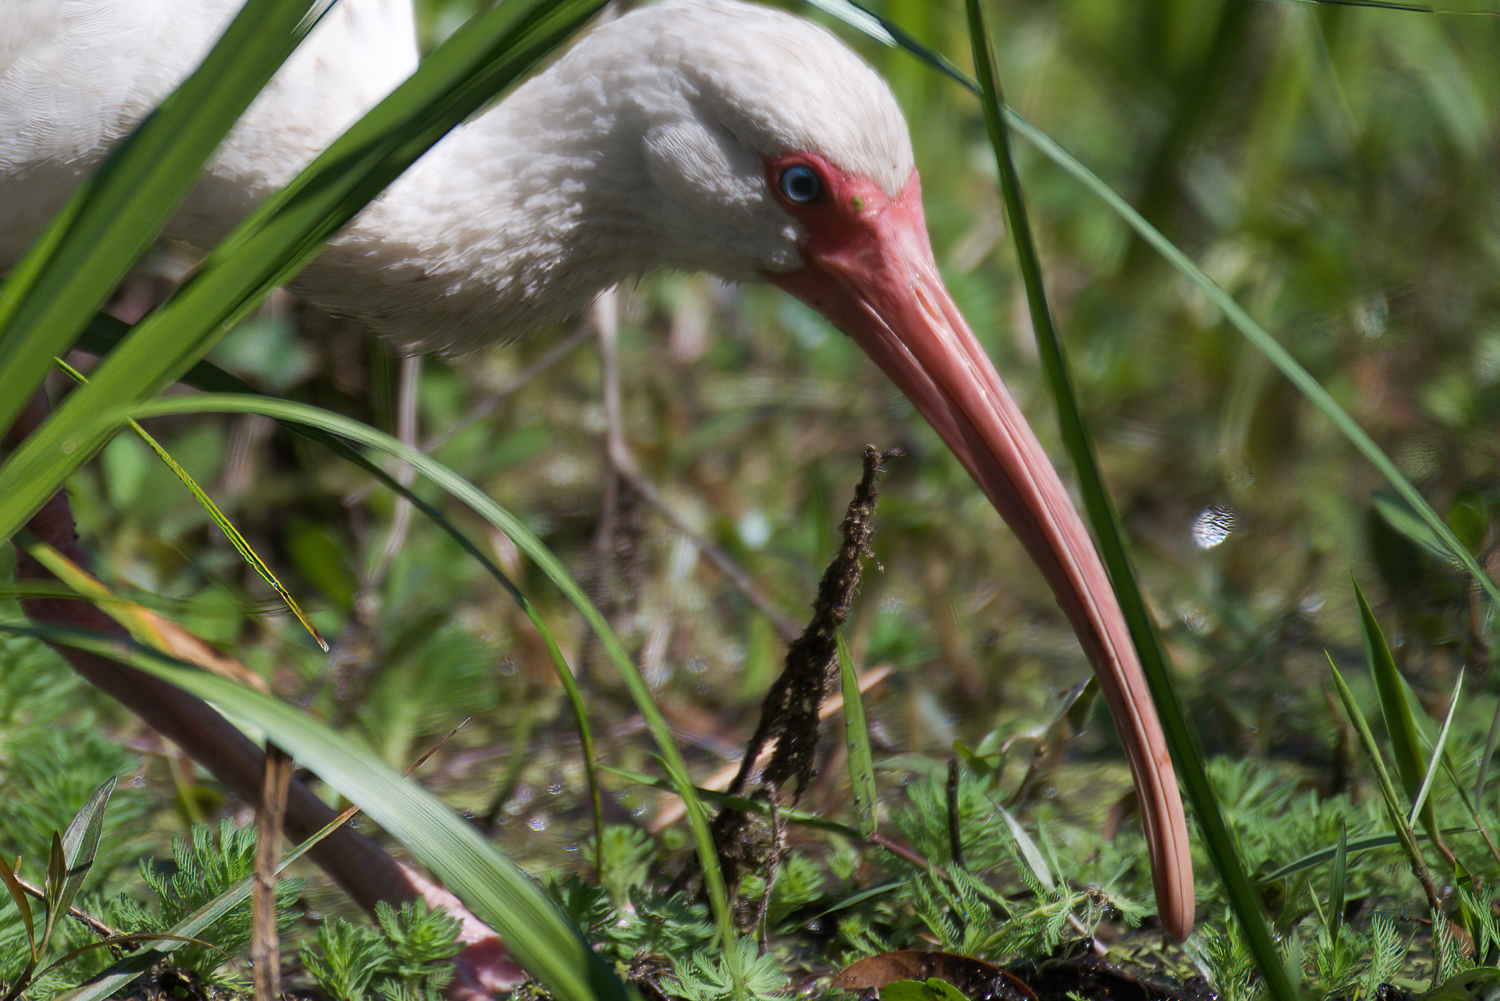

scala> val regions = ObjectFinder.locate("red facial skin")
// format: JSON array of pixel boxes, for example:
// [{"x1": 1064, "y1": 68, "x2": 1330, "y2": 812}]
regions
[{"x1": 762, "y1": 150, "x2": 1194, "y2": 941}]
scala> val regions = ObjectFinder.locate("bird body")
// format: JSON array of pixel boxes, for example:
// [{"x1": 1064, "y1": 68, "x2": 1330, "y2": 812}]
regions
[
  {"x1": 2, "y1": 0, "x2": 909, "y2": 352},
  {"x1": 0, "y1": 0, "x2": 1195, "y2": 945}
]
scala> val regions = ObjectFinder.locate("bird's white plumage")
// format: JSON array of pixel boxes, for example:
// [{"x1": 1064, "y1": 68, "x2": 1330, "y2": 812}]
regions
[{"x1": 0, "y1": 0, "x2": 913, "y2": 353}]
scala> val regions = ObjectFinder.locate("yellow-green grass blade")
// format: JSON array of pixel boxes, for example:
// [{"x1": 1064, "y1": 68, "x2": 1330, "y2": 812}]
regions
[
  {"x1": 0, "y1": 623, "x2": 626, "y2": 1001},
  {"x1": 53, "y1": 357, "x2": 325, "y2": 652},
  {"x1": 0, "y1": 0, "x2": 607, "y2": 544},
  {"x1": 106, "y1": 392, "x2": 737, "y2": 958},
  {"x1": 0, "y1": 0, "x2": 329, "y2": 438}
]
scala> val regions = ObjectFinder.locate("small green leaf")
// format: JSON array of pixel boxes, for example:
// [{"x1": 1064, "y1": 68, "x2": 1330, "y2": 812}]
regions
[
  {"x1": 0, "y1": 857, "x2": 36, "y2": 959},
  {"x1": 881, "y1": 978, "x2": 974, "y2": 1001},
  {"x1": 1409, "y1": 670, "x2": 1462, "y2": 828},
  {"x1": 1354, "y1": 578, "x2": 1441, "y2": 847},
  {"x1": 1326, "y1": 655, "x2": 1432, "y2": 889},
  {"x1": 1328, "y1": 822, "x2": 1347, "y2": 944},
  {"x1": 993, "y1": 801, "x2": 1052, "y2": 891},
  {"x1": 1448, "y1": 499, "x2": 1487, "y2": 556},
  {"x1": 42, "y1": 777, "x2": 115, "y2": 947},
  {"x1": 837, "y1": 631, "x2": 878, "y2": 838},
  {"x1": 42, "y1": 833, "x2": 65, "y2": 950}
]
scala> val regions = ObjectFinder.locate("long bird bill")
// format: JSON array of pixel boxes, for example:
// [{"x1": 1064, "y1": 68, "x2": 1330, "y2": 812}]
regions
[{"x1": 765, "y1": 152, "x2": 1195, "y2": 941}]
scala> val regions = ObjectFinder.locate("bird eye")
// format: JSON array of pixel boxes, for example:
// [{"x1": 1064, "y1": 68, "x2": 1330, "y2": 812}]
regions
[{"x1": 778, "y1": 164, "x2": 823, "y2": 204}]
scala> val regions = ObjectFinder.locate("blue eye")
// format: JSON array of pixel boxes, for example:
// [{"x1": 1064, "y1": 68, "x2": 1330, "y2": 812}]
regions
[{"x1": 778, "y1": 164, "x2": 823, "y2": 204}]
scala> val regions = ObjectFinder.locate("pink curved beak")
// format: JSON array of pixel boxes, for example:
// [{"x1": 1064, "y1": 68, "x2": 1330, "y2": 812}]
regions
[{"x1": 767, "y1": 164, "x2": 1194, "y2": 940}]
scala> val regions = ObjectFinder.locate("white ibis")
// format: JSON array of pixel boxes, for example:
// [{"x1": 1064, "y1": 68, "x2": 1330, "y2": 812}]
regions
[{"x1": 0, "y1": 0, "x2": 1194, "y2": 956}]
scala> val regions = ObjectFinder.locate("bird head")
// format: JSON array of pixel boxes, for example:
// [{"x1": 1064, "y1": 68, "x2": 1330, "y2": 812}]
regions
[{"x1": 481, "y1": 0, "x2": 1193, "y2": 936}]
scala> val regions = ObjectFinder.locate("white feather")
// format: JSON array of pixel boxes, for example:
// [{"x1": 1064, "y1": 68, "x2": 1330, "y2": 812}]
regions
[{"x1": 0, "y1": 0, "x2": 914, "y2": 354}]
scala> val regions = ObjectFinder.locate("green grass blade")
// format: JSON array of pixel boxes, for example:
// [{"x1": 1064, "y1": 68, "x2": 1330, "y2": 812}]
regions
[
  {"x1": 1258, "y1": 828, "x2": 1467, "y2": 882},
  {"x1": 0, "y1": 623, "x2": 627, "y2": 1001},
  {"x1": 0, "y1": 0, "x2": 328, "y2": 438},
  {"x1": 1353, "y1": 579, "x2": 1442, "y2": 846},
  {"x1": 106, "y1": 392, "x2": 737, "y2": 961},
  {"x1": 836, "y1": 631, "x2": 878, "y2": 838},
  {"x1": 993, "y1": 801, "x2": 1053, "y2": 891},
  {"x1": 965, "y1": 1, "x2": 1289, "y2": 988},
  {"x1": 1326, "y1": 654, "x2": 1437, "y2": 900},
  {"x1": 1409, "y1": 670, "x2": 1462, "y2": 828},
  {"x1": 0, "y1": 0, "x2": 608, "y2": 544},
  {"x1": 1328, "y1": 822, "x2": 1347, "y2": 945},
  {"x1": 53, "y1": 357, "x2": 326, "y2": 652}
]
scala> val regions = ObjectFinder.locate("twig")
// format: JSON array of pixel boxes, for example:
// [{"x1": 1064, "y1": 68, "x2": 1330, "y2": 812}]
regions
[
  {"x1": 369, "y1": 354, "x2": 422, "y2": 584},
  {"x1": 252, "y1": 744, "x2": 292, "y2": 1001},
  {"x1": 6, "y1": 872, "x2": 119, "y2": 941}
]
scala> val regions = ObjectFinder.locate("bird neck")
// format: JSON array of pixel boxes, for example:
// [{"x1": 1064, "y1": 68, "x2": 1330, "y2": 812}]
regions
[{"x1": 289, "y1": 82, "x2": 655, "y2": 356}]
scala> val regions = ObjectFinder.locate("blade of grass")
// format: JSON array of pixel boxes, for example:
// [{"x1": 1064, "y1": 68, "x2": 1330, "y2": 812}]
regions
[
  {"x1": 0, "y1": 0, "x2": 329, "y2": 437},
  {"x1": 0, "y1": 623, "x2": 628, "y2": 1001},
  {"x1": 1327, "y1": 654, "x2": 1441, "y2": 911},
  {"x1": 1328, "y1": 822, "x2": 1347, "y2": 947},
  {"x1": 53, "y1": 357, "x2": 325, "y2": 652},
  {"x1": 1353, "y1": 579, "x2": 1446, "y2": 852},
  {"x1": 105, "y1": 392, "x2": 737, "y2": 963},
  {"x1": 966, "y1": 1, "x2": 1288, "y2": 988},
  {"x1": 836, "y1": 631, "x2": 878, "y2": 838},
  {"x1": 1410, "y1": 670, "x2": 1462, "y2": 828},
  {"x1": 1258, "y1": 827, "x2": 1469, "y2": 882}
]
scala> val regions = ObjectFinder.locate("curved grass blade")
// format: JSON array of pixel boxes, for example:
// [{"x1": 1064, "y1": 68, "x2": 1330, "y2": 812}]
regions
[
  {"x1": 0, "y1": 0, "x2": 608, "y2": 544},
  {"x1": 966, "y1": 2, "x2": 1290, "y2": 989},
  {"x1": 1328, "y1": 822, "x2": 1347, "y2": 946},
  {"x1": 0, "y1": 0, "x2": 330, "y2": 437},
  {"x1": 58, "y1": 733, "x2": 466, "y2": 1001},
  {"x1": 0, "y1": 623, "x2": 628, "y2": 1001},
  {"x1": 1410, "y1": 670, "x2": 1462, "y2": 828},
  {"x1": 107, "y1": 392, "x2": 736, "y2": 960},
  {"x1": 53, "y1": 357, "x2": 325, "y2": 652},
  {"x1": 1258, "y1": 827, "x2": 1468, "y2": 883},
  {"x1": 78, "y1": 316, "x2": 611, "y2": 876}
]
